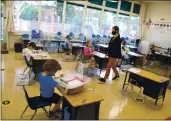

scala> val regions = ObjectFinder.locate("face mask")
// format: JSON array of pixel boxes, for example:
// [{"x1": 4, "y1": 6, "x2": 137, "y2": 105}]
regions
[{"x1": 112, "y1": 31, "x2": 116, "y2": 35}]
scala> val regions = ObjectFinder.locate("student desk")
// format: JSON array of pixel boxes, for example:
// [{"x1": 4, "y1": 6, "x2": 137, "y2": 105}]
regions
[
  {"x1": 62, "y1": 90, "x2": 104, "y2": 120},
  {"x1": 93, "y1": 51, "x2": 108, "y2": 75},
  {"x1": 155, "y1": 52, "x2": 171, "y2": 66},
  {"x1": 44, "y1": 39, "x2": 65, "y2": 53},
  {"x1": 72, "y1": 43, "x2": 85, "y2": 48},
  {"x1": 96, "y1": 44, "x2": 108, "y2": 48},
  {"x1": 123, "y1": 68, "x2": 169, "y2": 106},
  {"x1": 72, "y1": 43, "x2": 85, "y2": 56},
  {"x1": 126, "y1": 45, "x2": 138, "y2": 52},
  {"x1": 70, "y1": 40, "x2": 86, "y2": 44},
  {"x1": 96, "y1": 44, "x2": 108, "y2": 54},
  {"x1": 127, "y1": 51, "x2": 144, "y2": 66},
  {"x1": 35, "y1": 43, "x2": 45, "y2": 50},
  {"x1": 31, "y1": 53, "x2": 52, "y2": 76}
]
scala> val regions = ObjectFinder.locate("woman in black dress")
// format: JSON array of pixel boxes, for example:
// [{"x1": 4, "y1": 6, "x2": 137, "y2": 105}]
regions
[{"x1": 99, "y1": 26, "x2": 121, "y2": 83}]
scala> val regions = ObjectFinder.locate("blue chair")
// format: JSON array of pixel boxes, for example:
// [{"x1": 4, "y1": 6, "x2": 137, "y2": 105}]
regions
[
  {"x1": 20, "y1": 86, "x2": 51, "y2": 120},
  {"x1": 108, "y1": 36, "x2": 111, "y2": 39},
  {"x1": 125, "y1": 37, "x2": 129, "y2": 41},
  {"x1": 22, "y1": 34, "x2": 29, "y2": 39},
  {"x1": 69, "y1": 32, "x2": 74, "y2": 38},
  {"x1": 57, "y1": 31, "x2": 62, "y2": 37},
  {"x1": 103, "y1": 35, "x2": 107, "y2": 39},
  {"x1": 96, "y1": 35, "x2": 101, "y2": 39},
  {"x1": 92, "y1": 34, "x2": 96, "y2": 39},
  {"x1": 31, "y1": 30, "x2": 41, "y2": 39},
  {"x1": 23, "y1": 56, "x2": 32, "y2": 73}
]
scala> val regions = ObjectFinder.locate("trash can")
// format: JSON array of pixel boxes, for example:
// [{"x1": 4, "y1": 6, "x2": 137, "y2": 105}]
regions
[{"x1": 14, "y1": 43, "x2": 22, "y2": 53}]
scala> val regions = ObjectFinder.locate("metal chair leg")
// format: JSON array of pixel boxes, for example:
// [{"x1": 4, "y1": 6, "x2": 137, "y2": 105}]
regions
[
  {"x1": 75, "y1": 63, "x2": 79, "y2": 71},
  {"x1": 123, "y1": 83, "x2": 130, "y2": 95},
  {"x1": 42, "y1": 107, "x2": 49, "y2": 118},
  {"x1": 20, "y1": 105, "x2": 29, "y2": 119},
  {"x1": 135, "y1": 87, "x2": 142, "y2": 102},
  {"x1": 23, "y1": 67, "x2": 28, "y2": 73},
  {"x1": 30, "y1": 110, "x2": 37, "y2": 120}
]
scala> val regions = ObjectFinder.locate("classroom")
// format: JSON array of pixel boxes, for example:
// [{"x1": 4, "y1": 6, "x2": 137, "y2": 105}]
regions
[{"x1": 1, "y1": 0, "x2": 171, "y2": 120}]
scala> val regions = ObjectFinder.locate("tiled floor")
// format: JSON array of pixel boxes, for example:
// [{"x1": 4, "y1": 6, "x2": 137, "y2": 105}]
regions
[{"x1": 1, "y1": 51, "x2": 171, "y2": 120}]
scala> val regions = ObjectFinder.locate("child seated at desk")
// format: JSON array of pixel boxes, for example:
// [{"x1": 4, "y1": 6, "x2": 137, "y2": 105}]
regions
[
  {"x1": 121, "y1": 45, "x2": 130, "y2": 64},
  {"x1": 22, "y1": 42, "x2": 36, "y2": 64},
  {"x1": 39, "y1": 59, "x2": 64, "y2": 119},
  {"x1": 144, "y1": 44, "x2": 155, "y2": 66},
  {"x1": 82, "y1": 40, "x2": 96, "y2": 76},
  {"x1": 63, "y1": 35, "x2": 72, "y2": 55}
]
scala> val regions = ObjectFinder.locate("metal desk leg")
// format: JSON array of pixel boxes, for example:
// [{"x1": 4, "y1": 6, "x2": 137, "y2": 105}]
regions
[
  {"x1": 57, "y1": 42, "x2": 60, "y2": 53},
  {"x1": 122, "y1": 71, "x2": 129, "y2": 90}
]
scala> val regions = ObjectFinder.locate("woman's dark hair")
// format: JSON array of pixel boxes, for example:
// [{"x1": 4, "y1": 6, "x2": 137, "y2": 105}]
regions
[
  {"x1": 43, "y1": 59, "x2": 62, "y2": 76},
  {"x1": 28, "y1": 42, "x2": 36, "y2": 49},
  {"x1": 113, "y1": 26, "x2": 119, "y2": 32}
]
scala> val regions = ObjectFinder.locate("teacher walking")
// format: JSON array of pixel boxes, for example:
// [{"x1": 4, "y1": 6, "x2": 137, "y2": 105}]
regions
[{"x1": 99, "y1": 26, "x2": 121, "y2": 83}]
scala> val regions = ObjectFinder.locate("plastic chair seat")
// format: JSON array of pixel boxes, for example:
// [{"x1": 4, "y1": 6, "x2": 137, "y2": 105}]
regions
[{"x1": 28, "y1": 96, "x2": 51, "y2": 110}]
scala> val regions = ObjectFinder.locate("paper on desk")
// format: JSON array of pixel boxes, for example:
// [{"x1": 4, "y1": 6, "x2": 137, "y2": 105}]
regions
[{"x1": 128, "y1": 68, "x2": 141, "y2": 73}]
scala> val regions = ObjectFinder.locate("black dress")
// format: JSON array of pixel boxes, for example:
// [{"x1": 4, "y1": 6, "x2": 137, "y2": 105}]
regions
[{"x1": 107, "y1": 35, "x2": 121, "y2": 58}]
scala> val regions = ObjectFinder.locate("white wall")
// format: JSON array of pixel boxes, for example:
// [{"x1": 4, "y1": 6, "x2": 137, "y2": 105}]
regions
[
  {"x1": 145, "y1": 2, "x2": 171, "y2": 22},
  {"x1": 142, "y1": 1, "x2": 171, "y2": 48}
]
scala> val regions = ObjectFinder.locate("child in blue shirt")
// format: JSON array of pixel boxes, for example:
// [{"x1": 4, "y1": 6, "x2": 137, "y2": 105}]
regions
[
  {"x1": 63, "y1": 35, "x2": 72, "y2": 55},
  {"x1": 39, "y1": 59, "x2": 63, "y2": 118}
]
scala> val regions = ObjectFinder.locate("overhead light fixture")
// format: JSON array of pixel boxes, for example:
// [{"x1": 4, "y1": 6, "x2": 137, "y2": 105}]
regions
[{"x1": 106, "y1": 0, "x2": 118, "y2": 3}]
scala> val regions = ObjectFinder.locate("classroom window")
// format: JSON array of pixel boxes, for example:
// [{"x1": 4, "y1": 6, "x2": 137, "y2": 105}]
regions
[
  {"x1": 120, "y1": 1, "x2": 131, "y2": 12},
  {"x1": 64, "y1": 3, "x2": 84, "y2": 35},
  {"x1": 85, "y1": 7, "x2": 101, "y2": 36},
  {"x1": 88, "y1": 0, "x2": 103, "y2": 6},
  {"x1": 129, "y1": 16, "x2": 139, "y2": 39},
  {"x1": 40, "y1": 1, "x2": 63, "y2": 33},
  {"x1": 101, "y1": 10, "x2": 116, "y2": 36},
  {"x1": 105, "y1": 0, "x2": 118, "y2": 9},
  {"x1": 13, "y1": 1, "x2": 39, "y2": 31},
  {"x1": 133, "y1": 3, "x2": 141, "y2": 14},
  {"x1": 117, "y1": 13, "x2": 129, "y2": 37}
]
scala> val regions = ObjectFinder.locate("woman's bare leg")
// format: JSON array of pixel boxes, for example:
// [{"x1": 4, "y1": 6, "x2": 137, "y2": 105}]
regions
[
  {"x1": 104, "y1": 58, "x2": 114, "y2": 79},
  {"x1": 112, "y1": 58, "x2": 119, "y2": 76}
]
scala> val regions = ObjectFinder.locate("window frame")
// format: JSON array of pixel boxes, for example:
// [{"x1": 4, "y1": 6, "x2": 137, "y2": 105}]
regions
[{"x1": 13, "y1": 0, "x2": 140, "y2": 38}]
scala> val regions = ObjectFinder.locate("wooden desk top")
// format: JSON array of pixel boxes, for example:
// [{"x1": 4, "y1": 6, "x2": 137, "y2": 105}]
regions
[
  {"x1": 64, "y1": 90, "x2": 104, "y2": 107},
  {"x1": 96, "y1": 44, "x2": 108, "y2": 48},
  {"x1": 44, "y1": 39, "x2": 65, "y2": 42},
  {"x1": 155, "y1": 52, "x2": 171, "y2": 57},
  {"x1": 126, "y1": 45, "x2": 137, "y2": 49},
  {"x1": 128, "y1": 51, "x2": 144, "y2": 57},
  {"x1": 21, "y1": 37, "x2": 30, "y2": 40},
  {"x1": 93, "y1": 51, "x2": 108, "y2": 58},
  {"x1": 72, "y1": 43, "x2": 85, "y2": 48},
  {"x1": 36, "y1": 43, "x2": 44, "y2": 47},
  {"x1": 32, "y1": 52, "x2": 52, "y2": 60},
  {"x1": 128, "y1": 68, "x2": 169, "y2": 83}
]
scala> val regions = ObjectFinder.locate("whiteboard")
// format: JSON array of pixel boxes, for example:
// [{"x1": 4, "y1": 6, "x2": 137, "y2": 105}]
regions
[{"x1": 148, "y1": 25, "x2": 171, "y2": 48}]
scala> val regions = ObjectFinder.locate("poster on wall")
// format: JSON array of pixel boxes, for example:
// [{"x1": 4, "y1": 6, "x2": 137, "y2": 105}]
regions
[{"x1": 146, "y1": 18, "x2": 152, "y2": 30}]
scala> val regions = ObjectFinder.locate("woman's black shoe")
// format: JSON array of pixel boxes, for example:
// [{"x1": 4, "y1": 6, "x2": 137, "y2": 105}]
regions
[
  {"x1": 112, "y1": 75, "x2": 120, "y2": 80},
  {"x1": 99, "y1": 78, "x2": 106, "y2": 83}
]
